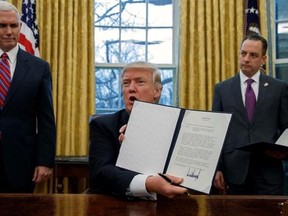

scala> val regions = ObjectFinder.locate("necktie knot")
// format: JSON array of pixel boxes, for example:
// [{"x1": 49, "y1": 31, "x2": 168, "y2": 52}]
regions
[
  {"x1": 246, "y1": 79, "x2": 254, "y2": 87},
  {"x1": 1, "y1": 53, "x2": 9, "y2": 60}
]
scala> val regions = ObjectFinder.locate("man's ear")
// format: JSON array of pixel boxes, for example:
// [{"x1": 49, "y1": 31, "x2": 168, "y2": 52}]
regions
[
  {"x1": 262, "y1": 55, "x2": 267, "y2": 65},
  {"x1": 154, "y1": 87, "x2": 162, "y2": 101}
]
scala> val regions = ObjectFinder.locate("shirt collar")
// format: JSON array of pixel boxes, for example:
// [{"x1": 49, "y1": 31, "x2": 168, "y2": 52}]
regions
[
  {"x1": 0, "y1": 45, "x2": 19, "y2": 64},
  {"x1": 240, "y1": 70, "x2": 260, "y2": 84}
]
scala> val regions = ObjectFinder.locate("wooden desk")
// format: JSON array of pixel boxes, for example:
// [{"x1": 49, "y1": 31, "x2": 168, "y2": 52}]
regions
[
  {"x1": 53, "y1": 156, "x2": 88, "y2": 193},
  {"x1": 0, "y1": 194, "x2": 286, "y2": 216}
]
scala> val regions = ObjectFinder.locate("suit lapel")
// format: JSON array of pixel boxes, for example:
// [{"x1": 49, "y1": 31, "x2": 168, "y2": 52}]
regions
[
  {"x1": 231, "y1": 74, "x2": 248, "y2": 122},
  {"x1": 252, "y1": 73, "x2": 269, "y2": 122}
]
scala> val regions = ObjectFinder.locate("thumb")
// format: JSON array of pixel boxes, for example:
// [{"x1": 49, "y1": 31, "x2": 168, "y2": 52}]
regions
[
  {"x1": 119, "y1": 124, "x2": 127, "y2": 134},
  {"x1": 32, "y1": 167, "x2": 39, "y2": 181}
]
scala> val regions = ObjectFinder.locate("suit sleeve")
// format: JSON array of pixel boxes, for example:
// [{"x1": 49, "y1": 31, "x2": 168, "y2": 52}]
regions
[
  {"x1": 279, "y1": 82, "x2": 288, "y2": 132},
  {"x1": 212, "y1": 84, "x2": 223, "y2": 112},
  {"x1": 212, "y1": 84, "x2": 224, "y2": 172},
  {"x1": 88, "y1": 117, "x2": 138, "y2": 197},
  {"x1": 36, "y1": 61, "x2": 56, "y2": 167}
]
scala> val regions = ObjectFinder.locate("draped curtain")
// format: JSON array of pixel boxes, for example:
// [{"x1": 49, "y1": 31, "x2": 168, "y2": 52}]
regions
[
  {"x1": 179, "y1": 0, "x2": 267, "y2": 111},
  {"x1": 9, "y1": 0, "x2": 95, "y2": 192}
]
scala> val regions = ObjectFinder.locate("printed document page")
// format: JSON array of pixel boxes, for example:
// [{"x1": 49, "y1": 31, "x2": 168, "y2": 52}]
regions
[
  {"x1": 276, "y1": 128, "x2": 288, "y2": 146},
  {"x1": 166, "y1": 110, "x2": 232, "y2": 194},
  {"x1": 116, "y1": 101, "x2": 181, "y2": 174}
]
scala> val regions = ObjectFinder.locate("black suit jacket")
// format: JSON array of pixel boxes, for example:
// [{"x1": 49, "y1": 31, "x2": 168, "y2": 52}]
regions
[
  {"x1": 212, "y1": 73, "x2": 288, "y2": 185},
  {"x1": 0, "y1": 48, "x2": 56, "y2": 188},
  {"x1": 89, "y1": 109, "x2": 139, "y2": 197}
]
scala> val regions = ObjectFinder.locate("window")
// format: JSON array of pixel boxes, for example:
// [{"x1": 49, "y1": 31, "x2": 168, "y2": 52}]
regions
[
  {"x1": 94, "y1": 0, "x2": 179, "y2": 114},
  {"x1": 274, "y1": 0, "x2": 288, "y2": 82}
]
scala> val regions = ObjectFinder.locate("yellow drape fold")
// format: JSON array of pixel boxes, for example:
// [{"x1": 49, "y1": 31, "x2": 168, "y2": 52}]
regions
[{"x1": 179, "y1": 0, "x2": 267, "y2": 111}]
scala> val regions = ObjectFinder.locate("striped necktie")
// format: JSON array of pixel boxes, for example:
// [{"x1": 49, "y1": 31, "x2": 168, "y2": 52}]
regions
[{"x1": 0, "y1": 53, "x2": 11, "y2": 109}]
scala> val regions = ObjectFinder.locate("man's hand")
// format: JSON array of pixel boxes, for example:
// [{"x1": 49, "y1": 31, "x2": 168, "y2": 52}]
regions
[
  {"x1": 213, "y1": 171, "x2": 226, "y2": 190},
  {"x1": 145, "y1": 174, "x2": 187, "y2": 198},
  {"x1": 32, "y1": 166, "x2": 53, "y2": 183},
  {"x1": 118, "y1": 124, "x2": 127, "y2": 144}
]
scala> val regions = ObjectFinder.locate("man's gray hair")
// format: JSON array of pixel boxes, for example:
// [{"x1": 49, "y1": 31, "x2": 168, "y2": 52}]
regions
[
  {"x1": 121, "y1": 61, "x2": 162, "y2": 88},
  {"x1": 0, "y1": 1, "x2": 21, "y2": 21}
]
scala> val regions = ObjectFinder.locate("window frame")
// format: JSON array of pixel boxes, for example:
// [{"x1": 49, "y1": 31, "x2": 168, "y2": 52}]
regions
[{"x1": 94, "y1": 0, "x2": 180, "y2": 113}]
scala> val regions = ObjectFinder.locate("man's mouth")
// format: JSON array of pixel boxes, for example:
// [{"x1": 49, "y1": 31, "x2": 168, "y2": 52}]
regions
[{"x1": 129, "y1": 96, "x2": 137, "y2": 103}]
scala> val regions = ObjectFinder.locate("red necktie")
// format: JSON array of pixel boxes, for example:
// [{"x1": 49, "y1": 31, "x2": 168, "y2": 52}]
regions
[
  {"x1": 0, "y1": 53, "x2": 11, "y2": 109},
  {"x1": 245, "y1": 79, "x2": 256, "y2": 122}
]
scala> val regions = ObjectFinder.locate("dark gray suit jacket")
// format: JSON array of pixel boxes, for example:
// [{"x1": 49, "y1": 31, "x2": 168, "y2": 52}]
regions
[
  {"x1": 212, "y1": 72, "x2": 288, "y2": 185},
  {"x1": 0, "y1": 48, "x2": 56, "y2": 188},
  {"x1": 88, "y1": 109, "x2": 139, "y2": 198}
]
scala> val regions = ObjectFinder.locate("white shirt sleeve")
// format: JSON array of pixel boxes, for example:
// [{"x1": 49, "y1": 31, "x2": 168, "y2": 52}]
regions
[{"x1": 129, "y1": 174, "x2": 157, "y2": 200}]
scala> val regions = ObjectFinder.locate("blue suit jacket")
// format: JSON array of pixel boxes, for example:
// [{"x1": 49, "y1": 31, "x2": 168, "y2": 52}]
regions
[
  {"x1": 212, "y1": 72, "x2": 288, "y2": 185},
  {"x1": 88, "y1": 109, "x2": 139, "y2": 197},
  {"x1": 0, "y1": 48, "x2": 56, "y2": 188}
]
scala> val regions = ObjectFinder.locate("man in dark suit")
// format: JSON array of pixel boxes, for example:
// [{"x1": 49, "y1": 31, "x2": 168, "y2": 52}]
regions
[
  {"x1": 212, "y1": 34, "x2": 288, "y2": 195},
  {"x1": 89, "y1": 61, "x2": 187, "y2": 199},
  {"x1": 0, "y1": 2, "x2": 56, "y2": 193}
]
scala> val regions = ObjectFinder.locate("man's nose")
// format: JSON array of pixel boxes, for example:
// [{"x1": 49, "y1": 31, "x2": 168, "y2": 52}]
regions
[
  {"x1": 128, "y1": 82, "x2": 136, "y2": 92},
  {"x1": 243, "y1": 54, "x2": 251, "y2": 62},
  {"x1": 6, "y1": 26, "x2": 13, "y2": 34}
]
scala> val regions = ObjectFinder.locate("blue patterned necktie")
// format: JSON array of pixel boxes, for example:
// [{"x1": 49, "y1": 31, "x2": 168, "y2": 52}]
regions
[
  {"x1": 0, "y1": 53, "x2": 11, "y2": 109},
  {"x1": 245, "y1": 79, "x2": 256, "y2": 122}
]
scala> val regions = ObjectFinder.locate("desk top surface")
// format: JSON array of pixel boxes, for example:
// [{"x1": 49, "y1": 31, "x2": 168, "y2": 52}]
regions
[{"x1": 0, "y1": 194, "x2": 286, "y2": 216}]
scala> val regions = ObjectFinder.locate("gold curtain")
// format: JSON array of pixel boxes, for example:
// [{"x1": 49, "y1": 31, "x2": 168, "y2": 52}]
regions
[
  {"x1": 9, "y1": 0, "x2": 95, "y2": 192},
  {"x1": 179, "y1": 0, "x2": 267, "y2": 111}
]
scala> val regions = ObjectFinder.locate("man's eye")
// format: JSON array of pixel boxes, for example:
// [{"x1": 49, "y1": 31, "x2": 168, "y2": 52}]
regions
[
  {"x1": 0, "y1": 23, "x2": 19, "y2": 28},
  {"x1": 137, "y1": 80, "x2": 146, "y2": 84},
  {"x1": 122, "y1": 82, "x2": 130, "y2": 87},
  {"x1": 251, "y1": 53, "x2": 258, "y2": 58},
  {"x1": 10, "y1": 24, "x2": 19, "y2": 28}
]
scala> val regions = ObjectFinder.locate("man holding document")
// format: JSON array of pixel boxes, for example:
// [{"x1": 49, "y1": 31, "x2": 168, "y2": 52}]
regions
[
  {"x1": 88, "y1": 61, "x2": 187, "y2": 199},
  {"x1": 212, "y1": 34, "x2": 288, "y2": 195}
]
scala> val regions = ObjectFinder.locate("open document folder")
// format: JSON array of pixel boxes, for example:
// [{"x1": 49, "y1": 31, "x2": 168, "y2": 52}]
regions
[
  {"x1": 116, "y1": 101, "x2": 232, "y2": 194},
  {"x1": 239, "y1": 128, "x2": 288, "y2": 152}
]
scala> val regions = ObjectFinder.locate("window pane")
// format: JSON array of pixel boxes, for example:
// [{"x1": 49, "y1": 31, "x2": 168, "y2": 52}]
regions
[
  {"x1": 95, "y1": 28, "x2": 120, "y2": 63},
  {"x1": 121, "y1": 1, "x2": 146, "y2": 27},
  {"x1": 148, "y1": 28, "x2": 172, "y2": 63},
  {"x1": 121, "y1": 28, "x2": 146, "y2": 62},
  {"x1": 95, "y1": 0, "x2": 120, "y2": 26},
  {"x1": 148, "y1": 1, "x2": 172, "y2": 27},
  {"x1": 159, "y1": 69, "x2": 174, "y2": 105},
  {"x1": 276, "y1": 23, "x2": 288, "y2": 59},
  {"x1": 276, "y1": 64, "x2": 288, "y2": 83},
  {"x1": 275, "y1": 0, "x2": 288, "y2": 20},
  {"x1": 95, "y1": 68, "x2": 122, "y2": 114}
]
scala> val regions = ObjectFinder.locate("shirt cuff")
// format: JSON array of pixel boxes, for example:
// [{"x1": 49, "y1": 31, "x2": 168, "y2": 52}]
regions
[{"x1": 129, "y1": 174, "x2": 157, "y2": 200}]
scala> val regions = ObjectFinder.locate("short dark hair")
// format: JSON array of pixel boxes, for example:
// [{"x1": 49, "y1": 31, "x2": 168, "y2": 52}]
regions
[{"x1": 241, "y1": 34, "x2": 268, "y2": 56}]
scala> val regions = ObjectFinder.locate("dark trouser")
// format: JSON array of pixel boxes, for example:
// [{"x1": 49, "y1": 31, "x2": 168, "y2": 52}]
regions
[
  {"x1": 0, "y1": 141, "x2": 35, "y2": 193},
  {"x1": 227, "y1": 155, "x2": 284, "y2": 195}
]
